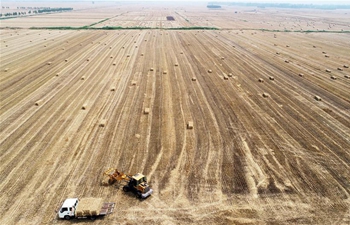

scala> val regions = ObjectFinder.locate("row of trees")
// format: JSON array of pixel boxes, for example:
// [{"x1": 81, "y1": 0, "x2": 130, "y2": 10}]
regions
[{"x1": 0, "y1": 7, "x2": 73, "y2": 18}]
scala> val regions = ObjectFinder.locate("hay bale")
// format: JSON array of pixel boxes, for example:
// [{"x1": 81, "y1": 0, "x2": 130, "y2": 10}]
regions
[
  {"x1": 56, "y1": 73, "x2": 59, "y2": 77},
  {"x1": 330, "y1": 76, "x2": 337, "y2": 80},
  {"x1": 285, "y1": 60, "x2": 289, "y2": 63},
  {"x1": 76, "y1": 198, "x2": 103, "y2": 217},
  {"x1": 269, "y1": 76, "x2": 274, "y2": 80},
  {"x1": 262, "y1": 93, "x2": 269, "y2": 98},
  {"x1": 65, "y1": 59, "x2": 68, "y2": 62},
  {"x1": 223, "y1": 75, "x2": 229, "y2": 80},
  {"x1": 131, "y1": 80, "x2": 136, "y2": 86},
  {"x1": 113, "y1": 62, "x2": 116, "y2": 66},
  {"x1": 110, "y1": 56, "x2": 113, "y2": 58},
  {"x1": 208, "y1": 69, "x2": 212, "y2": 73},
  {"x1": 180, "y1": 52, "x2": 184, "y2": 54},
  {"x1": 192, "y1": 77, "x2": 197, "y2": 81},
  {"x1": 99, "y1": 119, "x2": 107, "y2": 127},
  {"x1": 344, "y1": 75, "x2": 349, "y2": 79},
  {"x1": 81, "y1": 76, "x2": 85, "y2": 80},
  {"x1": 259, "y1": 78, "x2": 264, "y2": 83},
  {"x1": 344, "y1": 65, "x2": 349, "y2": 68},
  {"x1": 299, "y1": 73, "x2": 304, "y2": 77},
  {"x1": 86, "y1": 58, "x2": 90, "y2": 61},
  {"x1": 82, "y1": 104, "x2": 87, "y2": 110},
  {"x1": 228, "y1": 73, "x2": 233, "y2": 77},
  {"x1": 175, "y1": 63, "x2": 179, "y2": 66},
  {"x1": 325, "y1": 55, "x2": 329, "y2": 58},
  {"x1": 4, "y1": 68, "x2": 9, "y2": 72},
  {"x1": 163, "y1": 71, "x2": 167, "y2": 74},
  {"x1": 187, "y1": 121, "x2": 193, "y2": 129},
  {"x1": 141, "y1": 53, "x2": 144, "y2": 56},
  {"x1": 286, "y1": 45, "x2": 290, "y2": 47},
  {"x1": 144, "y1": 108, "x2": 150, "y2": 114},
  {"x1": 337, "y1": 67, "x2": 343, "y2": 71},
  {"x1": 47, "y1": 62, "x2": 52, "y2": 65},
  {"x1": 150, "y1": 68, "x2": 154, "y2": 71},
  {"x1": 127, "y1": 55, "x2": 130, "y2": 57},
  {"x1": 322, "y1": 51, "x2": 327, "y2": 54},
  {"x1": 111, "y1": 87, "x2": 116, "y2": 91},
  {"x1": 221, "y1": 57, "x2": 225, "y2": 60},
  {"x1": 35, "y1": 100, "x2": 43, "y2": 106},
  {"x1": 313, "y1": 45, "x2": 316, "y2": 48},
  {"x1": 314, "y1": 96, "x2": 322, "y2": 101},
  {"x1": 325, "y1": 69, "x2": 331, "y2": 73},
  {"x1": 276, "y1": 52, "x2": 280, "y2": 55}
]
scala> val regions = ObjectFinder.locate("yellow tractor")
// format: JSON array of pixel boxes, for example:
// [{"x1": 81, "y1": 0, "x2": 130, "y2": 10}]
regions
[{"x1": 102, "y1": 168, "x2": 153, "y2": 199}]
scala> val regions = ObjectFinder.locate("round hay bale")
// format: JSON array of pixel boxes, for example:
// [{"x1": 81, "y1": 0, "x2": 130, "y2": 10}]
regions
[
  {"x1": 325, "y1": 55, "x2": 329, "y2": 58},
  {"x1": 111, "y1": 87, "x2": 116, "y2": 91},
  {"x1": 325, "y1": 69, "x2": 331, "y2": 73},
  {"x1": 150, "y1": 68, "x2": 154, "y2": 71},
  {"x1": 110, "y1": 56, "x2": 113, "y2": 58},
  {"x1": 175, "y1": 63, "x2": 179, "y2": 66},
  {"x1": 223, "y1": 75, "x2": 228, "y2": 80},
  {"x1": 56, "y1": 73, "x2": 59, "y2": 77},
  {"x1": 144, "y1": 108, "x2": 150, "y2": 114},
  {"x1": 82, "y1": 104, "x2": 87, "y2": 110},
  {"x1": 187, "y1": 121, "x2": 193, "y2": 129},
  {"x1": 299, "y1": 73, "x2": 304, "y2": 77},
  {"x1": 86, "y1": 58, "x2": 90, "y2": 61},
  {"x1": 262, "y1": 93, "x2": 269, "y2": 98},
  {"x1": 47, "y1": 62, "x2": 52, "y2": 65},
  {"x1": 228, "y1": 73, "x2": 233, "y2": 77},
  {"x1": 65, "y1": 59, "x2": 68, "y2": 62},
  {"x1": 113, "y1": 62, "x2": 116, "y2": 66},
  {"x1": 269, "y1": 76, "x2": 275, "y2": 80},
  {"x1": 127, "y1": 55, "x2": 130, "y2": 57},
  {"x1": 81, "y1": 76, "x2": 85, "y2": 80},
  {"x1": 285, "y1": 60, "x2": 289, "y2": 63},
  {"x1": 131, "y1": 81, "x2": 136, "y2": 86},
  {"x1": 208, "y1": 69, "x2": 212, "y2": 73},
  {"x1": 4, "y1": 68, "x2": 9, "y2": 72},
  {"x1": 163, "y1": 71, "x2": 167, "y2": 74},
  {"x1": 141, "y1": 53, "x2": 144, "y2": 56},
  {"x1": 322, "y1": 51, "x2": 327, "y2": 54},
  {"x1": 192, "y1": 77, "x2": 197, "y2": 81},
  {"x1": 344, "y1": 65, "x2": 349, "y2": 68},
  {"x1": 330, "y1": 76, "x2": 337, "y2": 80},
  {"x1": 337, "y1": 67, "x2": 343, "y2": 71},
  {"x1": 221, "y1": 57, "x2": 225, "y2": 60},
  {"x1": 259, "y1": 78, "x2": 264, "y2": 83},
  {"x1": 99, "y1": 119, "x2": 107, "y2": 127},
  {"x1": 344, "y1": 75, "x2": 349, "y2": 79},
  {"x1": 314, "y1": 96, "x2": 322, "y2": 101}
]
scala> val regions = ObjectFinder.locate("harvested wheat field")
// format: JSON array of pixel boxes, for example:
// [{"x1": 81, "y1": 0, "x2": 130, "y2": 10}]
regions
[{"x1": 1, "y1": 1, "x2": 350, "y2": 225}]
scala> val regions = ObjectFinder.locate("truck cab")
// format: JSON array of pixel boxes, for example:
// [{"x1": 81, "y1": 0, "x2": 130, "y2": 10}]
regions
[{"x1": 58, "y1": 198, "x2": 78, "y2": 220}]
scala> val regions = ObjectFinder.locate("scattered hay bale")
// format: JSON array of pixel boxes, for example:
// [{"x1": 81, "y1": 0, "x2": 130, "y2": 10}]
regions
[
  {"x1": 269, "y1": 76, "x2": 274, "y2": 80},
  {"x1": 325, "y1": 69, "x2": 331, "y2": 73},
  {"x1": 337, "y1": 67, "x2": 343, "y2": 71},
  {"x1": 135, "y1": 46, "x2": 138, "y2": 48},
  {"x1": 47, "y1": 62, "x2": 52, "y2": 65},
  {"x1": 276, "y1": 52, "x2": 280, "y2": 55},
  {"x1": 110, "y1": 56, "x2": 113, "y2": 58},
  {"x1": 82, "y1": 104, "x2": 87, "y2": 110},
  {"x1": 286, "y1": 45, "x2": 290, "y2": 47},
  {"x1": 113, "y1": 62, "x2": 116, "y2": 66},
  {"x1": 325, "y1": 55, "x2": 329, "y2": 58},
  {"x1": 330, "y1": 76, "x2": 337, "y2": 80},
  {"x1": 228, "y1": 73, "x2": 233, "y2": 77},
  {"x1": 313, "y1": 45, "x2": 316, "y2": 48},
  {"x1": 314, "y1": 96, "x2": 322, "y2": 101},
  {"x1": 223, "y1": 75, "x2": 229, "y2": 80},
  {"x1": 163, "y1": 71, "x2": 167, "y2": 74},
  {"x1": 99, "y1": 119, "x2": 107, "y2": 127},
  {"x1": 344, "y1": 65, "x2": 349, "y2": 68},
  {"x1": 144, "y1": 108, "x2": 150, "y2": 114},
  {"x1": 131, "y1": 80, "x2": 137, "y2": 85},
  {"x1": 221, "y1": 57, "x2": 225, "y2": 60},
  {"x1": 208, "y1": 69, "x2": 213, "y2": 73},
  {"x1": 127, "y1": 55, "x2": 130, "y2": 57},
  {"x1": 56, "y1": 73, "x2": 59, "y2": 77},
  {"x1": 4, "y1": 68, "x2": 9, "y2": 72},
  {"x1": 187, "y1": 121, "x2": 193, "y2": 129},
  {"x1": 65, "y1": 59, "x2": 68, "y2": 62},
  {"x1": 285, "y1": 60, "x2": 289, "y2": 63},
  {"x1": 299, "y1": 73, "x2": 304, "y2": 77},
  {"x1": 262, "y1": 93, "x2": 269, "y2": 98},
  {"x1": 111, "y1": 87, "x2": 116, "y2": 91},
  {"x1": 322, "y1": 51, "x2": 327, "y2": 54},
  {"x1": 86, "y1": 58, "x2": 90, "y2": 61},
  {"x1": 81, "y1": 76, "x2": 85, "y2": 80},
  {"x1": 258, "y1": 78, "x2": 264, "y2": 83},
  {"x1": 180, "y1": 52, "x2": 184, "y2": 54},
  {"x1": 344, "y1": 75, "x2": 349, "y2": 79},
  {"x1": 192, "y1": 77, "x2": 197, "y2": 81},
  {"x1": 141, "y1": 53, "x2": 144, "y2": 56},
  {"x1": 274, "y1": 44, "x2": 277, "y2": 46},
  {"x1": 150, "y1": 68, "x2": 154, "y2": 71},
  {"x1": 175, "y1": 63, "x2": 179, "y2": 66},
  {"x1": 35, "y1": 100, "x2": 43, "y2": 106}
]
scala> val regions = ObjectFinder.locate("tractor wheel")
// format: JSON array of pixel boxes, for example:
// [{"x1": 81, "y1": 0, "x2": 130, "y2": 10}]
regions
[
  {"x1": 123, "y1": 186, "x2": 130, "y2": 192},
  {"x1": 137, "y1": 192, "x2": 142, "y2": 199},
  {"x1": 90, "y1": 216, "x2": 96, "y2": 220}
]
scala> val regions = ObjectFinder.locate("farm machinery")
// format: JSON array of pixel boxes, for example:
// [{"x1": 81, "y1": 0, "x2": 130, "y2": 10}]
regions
[{"x1": 102, "y1": 168, "x2": 153, "y2": 199}]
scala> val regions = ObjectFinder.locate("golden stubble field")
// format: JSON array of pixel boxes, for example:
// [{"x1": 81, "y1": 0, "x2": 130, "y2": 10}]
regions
[{"x1": 1, "y1": 2, "x2": 350, "y2": 225}]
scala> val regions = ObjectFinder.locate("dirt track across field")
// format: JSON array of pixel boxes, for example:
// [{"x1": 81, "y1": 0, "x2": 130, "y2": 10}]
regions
[{"x1": 1, "y1": 2, "x2": 350, "y2": 225}]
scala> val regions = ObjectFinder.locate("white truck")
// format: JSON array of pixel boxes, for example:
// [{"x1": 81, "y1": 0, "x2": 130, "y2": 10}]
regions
[{"x1": 57, "y1": 197, "x2": 115, "y2": 220}]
